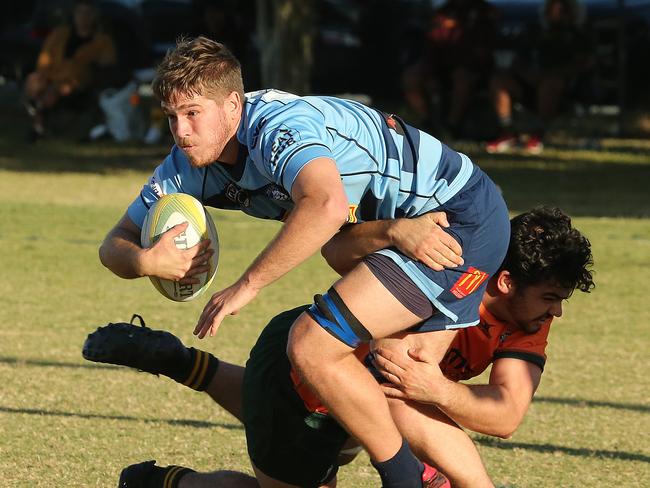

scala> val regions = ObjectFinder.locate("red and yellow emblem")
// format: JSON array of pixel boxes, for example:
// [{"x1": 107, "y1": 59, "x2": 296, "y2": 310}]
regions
[
  {"x1": 451, "y1": 267, "x2": 488, "y2": 298},
  {"x1": 347, "y1": 204, "x2": 358, "y2": 223}
]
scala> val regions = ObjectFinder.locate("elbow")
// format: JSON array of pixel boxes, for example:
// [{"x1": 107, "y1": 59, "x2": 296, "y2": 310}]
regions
[
  {"x1": 320, "y1": 243, "x2": 348, "y2": 276},
  {"x1": 320, "y1": 242, "x2": 336, "y2": 267},
  {"x1": 98, "y1": 242, "x2": 110, "y2": 269},
  {"x1": 495, "y1": 428, "x2": 516, "y2": 440},
  {"x1": 325, "y1": 197, "x2": 350, "y2": 228},
  {"x1": 493, "y1": 418, "x2": 522, "y2": 439}
]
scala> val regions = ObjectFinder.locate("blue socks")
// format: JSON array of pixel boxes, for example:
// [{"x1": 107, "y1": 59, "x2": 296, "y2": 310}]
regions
[{"x1": 371, "y1": 439, "x2": 424, "y2": 488}]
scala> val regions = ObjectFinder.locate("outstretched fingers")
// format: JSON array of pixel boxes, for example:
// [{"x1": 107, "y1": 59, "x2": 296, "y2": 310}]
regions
[{"x1": 373, "y1": 348, "x2": 407, "y2": 386}]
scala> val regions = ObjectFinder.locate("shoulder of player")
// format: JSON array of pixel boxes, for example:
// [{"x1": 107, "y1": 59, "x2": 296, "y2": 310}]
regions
[
  {"x1": 243, "y1": 91, "x2": 349, "y2": 132},
  {"x1": 492, "y1": 322, "x2": 551, "y2": 373}
]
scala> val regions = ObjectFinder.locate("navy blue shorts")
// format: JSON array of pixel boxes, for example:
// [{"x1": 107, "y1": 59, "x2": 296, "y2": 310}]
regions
[{"x1": 371, "y1": 169, "x2": 509, "y2": 331}]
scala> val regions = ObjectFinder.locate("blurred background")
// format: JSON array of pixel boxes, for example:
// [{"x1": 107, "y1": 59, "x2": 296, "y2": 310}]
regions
[
  {"x1": 1, "y1": 3, "x2": 649, "y2": 486},
  {"x1": 2, "y1": 0, "x2": 649, "y2": 146}
]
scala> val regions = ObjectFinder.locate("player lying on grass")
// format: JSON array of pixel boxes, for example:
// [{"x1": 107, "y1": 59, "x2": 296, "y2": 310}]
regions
[
  {"x1": 85, "y1": 207, "x2": 594, "y2": 488},
  {"x1": 98, "y1": 36, "x2": 509, "y2": 487}
]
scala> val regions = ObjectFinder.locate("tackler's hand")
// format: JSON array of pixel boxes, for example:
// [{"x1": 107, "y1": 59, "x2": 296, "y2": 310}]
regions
[
  {"x1": 389, "y1": 212, "x2": 463, "y2": 271},
  {"x1": 373, "y1": 345, "x2": 450, "y2": 405}
]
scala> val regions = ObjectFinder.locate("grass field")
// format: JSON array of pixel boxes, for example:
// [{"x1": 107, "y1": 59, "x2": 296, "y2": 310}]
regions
[{"x1": 1, "y1": 95, "x2": 649, "y2": 486}]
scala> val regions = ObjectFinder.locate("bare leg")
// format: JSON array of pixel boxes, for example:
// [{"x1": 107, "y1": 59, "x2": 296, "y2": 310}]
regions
[
  {"x1": 153, "y1": 359, "x2": 338, "y2": 488},
  {"x1": 251, "y1": 461, "x2": 337, "y2": 488},
  {"x1": 448, "y1": 66, "x2": 476, "y2": 129},
  {"x1": 489, "y1": 73, "x2": 516, "y2": 123},
  {"x1": 179, "y1": 470, "x2": 259, "y2": 488},
  {"x1": 288, "y1": 263, "x2": 456, "y2": 464},
  {"x1": 536, "y1": 74, "x2": 565, "y2": 125},
  {"x1": 204, "y1": 360, "x2": 245, "y2": 422},
  {"x1": 403, "y1": 62, "x2": 431, "y2": 120},
  {"x1": 389, "y1": 398, "x2": 493, "y2": 488},
  {"x1": 375, "y1": 331, "x2": 489, "y2": 486}
]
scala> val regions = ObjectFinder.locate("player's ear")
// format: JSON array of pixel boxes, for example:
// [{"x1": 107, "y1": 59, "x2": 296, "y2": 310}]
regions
[
  {"x1": 223, "y1": 91, "x2": 241, "y2": 118},
  {"x1": 496, "y1": 270, "x2": 516, "y2": 296}
]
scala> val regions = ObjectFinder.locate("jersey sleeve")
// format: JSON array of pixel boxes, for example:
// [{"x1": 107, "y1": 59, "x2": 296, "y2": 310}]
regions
[
  {"x1": 126, "y1": 146, "x2": 202, "y2": 228},
  {"x1": 246, "y1": 103, "x2": 334, "y2": 194},
  {"x1": 493, "y1": 322, "x2": 551, "y2": 371}
]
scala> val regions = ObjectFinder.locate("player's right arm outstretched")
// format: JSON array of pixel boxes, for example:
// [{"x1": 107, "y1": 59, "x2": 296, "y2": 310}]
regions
[{"x1": 99, "y1": 212, "x2": 212, "y2": 283}]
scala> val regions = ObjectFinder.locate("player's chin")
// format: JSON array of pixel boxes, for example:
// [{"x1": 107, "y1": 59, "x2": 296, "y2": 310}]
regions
[
  {"x1": 523, "y1": 321, "x2": 543, "y2": 334},
  {"x1": 182, "y1": 150, "x2": 209, "y2": 168},
  {"x1": 187, "y1": 155, "x2": 211, "y2": 168}
]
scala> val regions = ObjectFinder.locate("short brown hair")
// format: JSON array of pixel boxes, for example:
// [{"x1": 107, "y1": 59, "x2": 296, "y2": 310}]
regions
[{"x1": 152, "y1": 36, "x2": 244, "y2": 103}]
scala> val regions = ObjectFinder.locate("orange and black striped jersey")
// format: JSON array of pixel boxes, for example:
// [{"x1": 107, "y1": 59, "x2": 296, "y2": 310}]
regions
[
  {"x1": 292, "y1": 302, "x2": 551, "y2": 413},
  {"x1": 440, "y1": 302, "x2": 550, "y2": 382}
]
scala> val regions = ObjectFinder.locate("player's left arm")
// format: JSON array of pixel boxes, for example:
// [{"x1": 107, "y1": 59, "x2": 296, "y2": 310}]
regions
[
  {"x1": 194, "y1": 157, "x2": 349, "y2": 338},
  {"x1": 375, "y1": 347, "x2": 542, "y2": 438},
  {"x1": 459, "y1": 357, "x2": 542, "y2": 438}
]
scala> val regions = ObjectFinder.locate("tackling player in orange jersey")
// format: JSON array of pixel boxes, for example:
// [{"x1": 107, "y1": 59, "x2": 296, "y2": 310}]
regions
[{"x1": 365, "y1": 206, "x2": 594, "y2": 487}]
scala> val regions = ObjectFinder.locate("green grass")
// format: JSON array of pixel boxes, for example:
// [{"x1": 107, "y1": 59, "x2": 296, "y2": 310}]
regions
[{"x1": 1, "y1": 105, "x2": 649, "y2": 486}]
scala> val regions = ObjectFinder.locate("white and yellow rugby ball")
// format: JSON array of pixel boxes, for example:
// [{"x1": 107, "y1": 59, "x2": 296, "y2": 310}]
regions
[{"x1": 141, "y1": 193, "x2": 219, "y2": 302}]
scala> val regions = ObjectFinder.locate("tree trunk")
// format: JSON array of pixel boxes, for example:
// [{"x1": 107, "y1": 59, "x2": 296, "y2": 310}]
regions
[{"x1": 256, "y1": 0, "x2": 314, "y2": 94}]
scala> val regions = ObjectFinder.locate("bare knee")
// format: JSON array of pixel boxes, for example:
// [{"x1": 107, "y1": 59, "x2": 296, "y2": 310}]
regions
[
  {"x1": 24, "y1": 72, "x2": 45, "y2": 98},
  {"x1": 287, "y1": 312, "x2": 356, "y2": 382},
  {"x1": 287, "y1": 313, "x2": 322, "y2": 373}
]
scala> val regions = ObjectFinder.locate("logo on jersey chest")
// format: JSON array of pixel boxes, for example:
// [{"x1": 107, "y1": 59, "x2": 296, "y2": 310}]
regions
[
  {"x1": 225, "y1": 182, "x2": 290, "y2": 208},
  {"x1": 451, "y1": 267, "x2": 489, "y2": 298},
  {"x1": 441, "y1": 347, "x2": 470, "y2": 381},
  {"x1": 225, "y1": 183, "x2": 251, "y2": 207},
  {"x1": 499, "y1": 331, "x2": 512, "y2": 344},
  {"x1": 477, "y1": 320, "x2": 492, "y2": 338}
]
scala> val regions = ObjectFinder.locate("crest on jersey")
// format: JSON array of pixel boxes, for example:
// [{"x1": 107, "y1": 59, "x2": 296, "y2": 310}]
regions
[
  {"x1": 347, "y1": 204, "x2": 358, "y2": 223},
  {"x1": 251, "y1": 116, "x2": 268, "y2": 147},
  {"x1": 499, "y1": 331, "x2": 512, "y2": 344},
  {"x1": 148, "y1": 175, "x2": 163, "y2": 198},
  {"x1": 477, "y1": 320, "x2": 491, "y2": 338},
  {"x1": 264, "y1": 184, "x2": 290, "y2": 201},
  {"x1": 451, "y1": 267, "x2": 488, "y2": 298},
  {"x1": 269, "y1": 125, "x2": 299, "y2": 171}
]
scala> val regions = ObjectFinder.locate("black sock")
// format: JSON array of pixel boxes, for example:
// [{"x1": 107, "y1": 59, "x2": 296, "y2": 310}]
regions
[
  {"x1": 371, "y1": 439, "x2": 424, "y2": 488},
  {"x1": 145, "y1": 465, "x2": 195, "y2": 488},
  {"x1": 171, "y1": 347, "x2": 220, "y2": 391}
]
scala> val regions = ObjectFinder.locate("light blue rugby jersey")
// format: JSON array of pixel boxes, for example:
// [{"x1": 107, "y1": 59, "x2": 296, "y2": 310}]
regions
[{"x1": 127, "y1": 89, "x2": 478, "y2": 228}]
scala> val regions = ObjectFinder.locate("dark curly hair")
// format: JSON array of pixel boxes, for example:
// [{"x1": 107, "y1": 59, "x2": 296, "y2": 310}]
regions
[{"x1": 500, "y1": 206, "x2": 594, "y2": 293}]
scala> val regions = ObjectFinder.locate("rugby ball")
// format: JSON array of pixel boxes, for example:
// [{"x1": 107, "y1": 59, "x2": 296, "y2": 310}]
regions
[{"x1": 141, "y1": 193, "x2": 219, "y2": 302}]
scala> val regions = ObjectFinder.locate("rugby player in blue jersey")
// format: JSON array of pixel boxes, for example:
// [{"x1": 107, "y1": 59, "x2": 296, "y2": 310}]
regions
[{"x1": 99, "y1": 37, "x2": 509, "y2": 487}]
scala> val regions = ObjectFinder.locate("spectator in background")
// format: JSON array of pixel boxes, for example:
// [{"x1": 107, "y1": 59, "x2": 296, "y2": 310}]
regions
[
  {"x1": 402, "y1": 0, "x2": 498, "y2": 137},
  {"x1": 23, "y1": 0, "x2": 116, "y2": 140},
  {"x1": 192, "y1": 0, "x2": 248, "y2": 58},
  {"x1": 486, "y1": 0, "x2": 594, "y2": 154}
]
